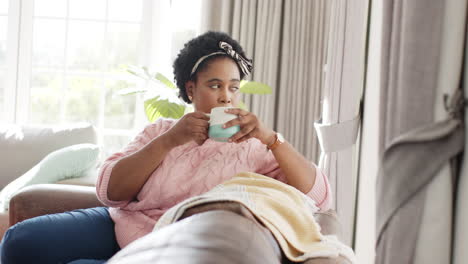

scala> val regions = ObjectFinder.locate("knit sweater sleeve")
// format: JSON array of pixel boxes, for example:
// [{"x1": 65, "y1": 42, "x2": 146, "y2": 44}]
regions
[
  {"x1": 96, "y1": 119, "x2": 174, "y2": 208},
  {"x1": 253, "y1": 143, "x2": 333, "y2": 211}
]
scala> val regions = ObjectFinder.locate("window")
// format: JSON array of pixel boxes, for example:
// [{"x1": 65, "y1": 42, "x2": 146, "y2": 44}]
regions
[
  {"x1": 2, "y1": 0, "x2": 202, "y2": 158},
  {"x1": 0, "y1": 0, "x2": 8, "y2": 121}
]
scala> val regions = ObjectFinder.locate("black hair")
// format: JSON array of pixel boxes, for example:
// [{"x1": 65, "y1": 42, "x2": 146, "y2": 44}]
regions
[{"x1": 173, "y1": 31, "x2": 249, "y2": 104}]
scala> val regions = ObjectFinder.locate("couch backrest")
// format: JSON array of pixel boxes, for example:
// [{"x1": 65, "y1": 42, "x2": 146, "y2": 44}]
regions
[{"x1": 0, "y1": 123, "x2": 97, "y2": 189}]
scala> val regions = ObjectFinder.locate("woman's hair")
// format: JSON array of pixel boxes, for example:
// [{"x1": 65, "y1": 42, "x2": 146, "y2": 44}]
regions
[{"x1": 173, "y1": 31, "x2": 248, "y2": 103}]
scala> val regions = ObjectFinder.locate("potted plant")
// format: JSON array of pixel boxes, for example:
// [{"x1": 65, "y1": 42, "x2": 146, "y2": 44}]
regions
[{"x1": 120, "y1": 65, "x2": 272, "y2": 122}]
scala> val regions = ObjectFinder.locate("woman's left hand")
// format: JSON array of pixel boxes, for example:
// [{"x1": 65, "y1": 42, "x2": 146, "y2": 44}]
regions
[{"x1": 223, "y1": 108, "x2": 276, "y2": 145}]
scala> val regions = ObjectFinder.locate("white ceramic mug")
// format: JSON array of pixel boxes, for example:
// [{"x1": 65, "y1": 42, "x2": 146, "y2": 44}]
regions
[{"x1": 206, "y1": 107, "x2": 241, "y2": 142}]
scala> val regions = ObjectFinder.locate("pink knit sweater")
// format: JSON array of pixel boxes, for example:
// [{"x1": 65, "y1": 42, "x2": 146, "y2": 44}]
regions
[{"x1": 96, "y1": 119, "x2": 332, "y2": 248}]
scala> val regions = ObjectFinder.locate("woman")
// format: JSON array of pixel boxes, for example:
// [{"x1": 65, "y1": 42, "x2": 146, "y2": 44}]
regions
[{"x1": 1, "y1": 31, "x2": 331, "y2": 264}]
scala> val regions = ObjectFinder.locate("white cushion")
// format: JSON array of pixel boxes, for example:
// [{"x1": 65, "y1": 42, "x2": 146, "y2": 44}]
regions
[
  {"x1": 56, "y1": 169, "x2": 98, "y2": 186},
  {"x1": 0, "y1": 123, "x2": 97, "y2": 189},
  {"x1": 0, "y1": 143, "x2": 100, "y2": 212}
]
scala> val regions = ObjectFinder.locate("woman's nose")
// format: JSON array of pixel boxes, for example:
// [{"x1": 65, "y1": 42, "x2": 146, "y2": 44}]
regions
[
  {"x1": 219, "y1": 97, "x2": 231, "y2": 104},
  {"x1": 218, "y1": 88, "x2": 232, "y2": 104}
]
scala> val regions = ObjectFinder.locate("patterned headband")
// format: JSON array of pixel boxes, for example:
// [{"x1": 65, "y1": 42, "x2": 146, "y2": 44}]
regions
[{"x1": 190, "y1": 41, "x2": 253, "y2": 76}]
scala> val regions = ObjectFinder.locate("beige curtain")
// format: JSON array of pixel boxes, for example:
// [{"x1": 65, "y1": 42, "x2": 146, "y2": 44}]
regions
[
  {"x1": 375, "y1": 0, "x2": 467, "y2": 263},
  {"x1": 455, "y1": 31, "x2": 468, "y2": 264},
  {"x1": 200, "y1": 0, "x2": 329, "y2": 162}
]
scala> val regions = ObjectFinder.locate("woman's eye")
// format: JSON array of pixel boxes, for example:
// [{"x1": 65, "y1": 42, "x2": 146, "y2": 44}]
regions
[
  {"x1": 231, "y1": 87, "x2": 239, "y2": 92},
  {"x1": 210, "y1": 84, "x2": 220, "y2": 89}
]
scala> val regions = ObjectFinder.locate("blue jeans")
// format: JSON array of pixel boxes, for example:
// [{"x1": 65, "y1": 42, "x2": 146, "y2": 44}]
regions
[{"x1": 0, "y1": 207, "x2": 120, "y2": 264}]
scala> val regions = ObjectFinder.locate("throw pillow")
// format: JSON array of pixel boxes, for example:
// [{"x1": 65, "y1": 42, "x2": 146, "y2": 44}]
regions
[
  {"x1": 0, "y1": 123, "x2": 97, "y2": 189},
  {"x1": 0, "y1": 143, "x2": 100, "y2": 212}
]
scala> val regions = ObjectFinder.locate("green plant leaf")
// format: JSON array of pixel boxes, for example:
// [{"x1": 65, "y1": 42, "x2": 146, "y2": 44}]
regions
[
  {"x1": 237, "y1": 100, "x2": 248, "y2": 111},
  {"x1": 184, "y1": 105, "x2": 195, "y2": 114},
  {"x1": 240, "y1": 81, "x2": 272, "y2": 94},
  {"x1": 118, "y1": 87, "x2": 148, "y2": 95},
  {"x1": 142, "y1": 66, "x2": 151, "y2": 78},
  {"x1": 126, "y1": 69, "x2": 146, "y2": 79},
  {"x1": 144, "y1": 96, "x2": 186, "y2": 121},
  {"x1": 144, "y1": 96, "x2": 161, "y2": 122},
  {"x1": 155, "y1": 72, "x2": 177, "y2": 89},
  {"x1": 126, "y1": 65, "x2": 149, "y2": 80}
]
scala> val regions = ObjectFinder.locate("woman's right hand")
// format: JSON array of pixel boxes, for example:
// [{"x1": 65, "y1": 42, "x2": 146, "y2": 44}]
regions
[{"x1": 165, "y1": 111, "x2": 210, "y2": 147}]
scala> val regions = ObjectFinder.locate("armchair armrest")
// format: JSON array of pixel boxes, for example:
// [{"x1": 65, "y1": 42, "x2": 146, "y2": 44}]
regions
[
  {"x1": 9, "y1": 184, "x2": 104, "y2": 226},
  {"x1": 315, "y1": 209, "x2": 341, "y2": 237}
]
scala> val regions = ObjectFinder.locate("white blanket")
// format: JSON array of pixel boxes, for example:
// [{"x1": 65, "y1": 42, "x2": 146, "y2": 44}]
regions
[{"x1": 154, "y1": 172, "x2": 356, "y2": 263}]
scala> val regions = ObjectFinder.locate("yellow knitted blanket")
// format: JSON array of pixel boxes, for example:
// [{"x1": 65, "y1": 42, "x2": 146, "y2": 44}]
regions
[{"x1": 153, "y1": 172, "x2": 355, "y2": 262}]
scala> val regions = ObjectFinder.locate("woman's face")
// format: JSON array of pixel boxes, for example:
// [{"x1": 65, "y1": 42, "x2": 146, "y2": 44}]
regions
[{"x1": 186, "y1": 57, "x2": 241, "y2": 113}]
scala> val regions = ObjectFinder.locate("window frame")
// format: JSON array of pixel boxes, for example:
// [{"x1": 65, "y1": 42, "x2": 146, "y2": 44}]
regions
[{"x1": 2, "y1": 0, "x2": 200, "y2": 157}]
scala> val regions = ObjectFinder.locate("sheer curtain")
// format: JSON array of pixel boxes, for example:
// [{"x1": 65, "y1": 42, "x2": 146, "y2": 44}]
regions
[
  {"x1": 314, "y1": 0, "x2": 369, "y2": 246},
  {"x1": 201, "y1": 0, "x2": 371, "y2": 248}
]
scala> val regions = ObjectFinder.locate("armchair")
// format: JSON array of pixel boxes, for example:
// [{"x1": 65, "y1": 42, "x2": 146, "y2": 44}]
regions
[
  {"x1": 2, "y1": 124, "x2": 351, "y2": 263},
  {"x1": 0, "y1": 123, "x2": 98, "y2": 238},
  {"x1": 9, "y1": 184, "x2": 103, "y2": 225},
  {"x1": 9, "y1": 184, "x2": 350, "y2": 264}
]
